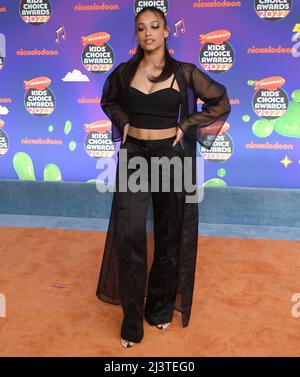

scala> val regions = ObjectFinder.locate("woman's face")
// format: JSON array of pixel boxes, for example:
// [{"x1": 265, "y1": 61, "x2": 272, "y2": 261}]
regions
[{"x1": 135, "y1": 11, "x2": 169, "y2": 51}]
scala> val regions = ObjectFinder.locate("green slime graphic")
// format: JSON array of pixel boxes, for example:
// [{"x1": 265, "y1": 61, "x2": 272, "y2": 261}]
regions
[
  {"x1": 64, "y1": 120, "x2": 72, "y2": 135},
  {"x1": 69, "y1": 141, "x2": 76, "y2": 151},
  {"x1": 217, "y1": 168, "x2": 227, "y2": 177},
  {"x1": 251, "y1": 97, "x2": 300, "y2": 139},
  {"x1": 291, "y1": 89, "x2": 300, "y2": 103},
  {"x1": 48, "y1": 125, "x2": 54, "y2": 132},
  {"x1": 242, "y1": 114, "x2": 250, "y2": 122},
  {"x1": 203, "y1": 178, "x2": 227, "y2": 187},
  {"x1": 44, "y1": 163, "x2": 62, "y2": 181},
  {"x1": 13, "y1": 152, "x2": 36, "y2": 180},
  {"x1": 272, "y1": 101, "x2": 300, "y2": 138},
  {"x1": 87, "y1": 179, "x2": 105, "y2": 184},
  {"x1": 252, "y1": 119, "x2": 274, "y2": 138}
]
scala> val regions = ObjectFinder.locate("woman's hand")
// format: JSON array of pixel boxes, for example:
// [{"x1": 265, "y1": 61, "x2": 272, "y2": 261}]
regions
[
  {"x1": 172, "y1": 125, "x2": 184, "y2": 146},
  {"x1": 122, "y1": 123, "x2": 130, "y2": 144}
]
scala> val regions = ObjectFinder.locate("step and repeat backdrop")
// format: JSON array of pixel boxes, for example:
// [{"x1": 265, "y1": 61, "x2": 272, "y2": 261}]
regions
[{"x1": 0, "y1": 0, "x2": 299, "y2": 188}]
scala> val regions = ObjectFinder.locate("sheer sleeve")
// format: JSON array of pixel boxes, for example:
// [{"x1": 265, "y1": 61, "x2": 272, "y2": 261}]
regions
[
  {"x1": 100, "y1": 63, "x2": 130, "y2": 142},
  {"x1": 178, "y1": 64, "x2": 231, "y2": 150}
]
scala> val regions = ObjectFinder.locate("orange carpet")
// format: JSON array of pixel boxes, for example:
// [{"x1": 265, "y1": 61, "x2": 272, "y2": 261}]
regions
[{"x1": 0, "y1": 226, "x2": 300, "y2": 357}]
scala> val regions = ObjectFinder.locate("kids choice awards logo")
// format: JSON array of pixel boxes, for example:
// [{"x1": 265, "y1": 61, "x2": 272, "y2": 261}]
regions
[
  {"x1": 252, "y1": 76, "x2": 288, "y2": 119},
  {"x1": 23, "y1": 76, "x2": 55, "y2": 116},
  {"x1": 198, "y1": 30, "x2": 233, "y2": 73},
  {"x1": 134, "y1": 0, "x2": 168, "y2": 14},
  {"x1": 199, "y1": 126, "x2": 233, "y2": 163},
  {"x1": 81, "y1": 32, "x2": 114, "y2": 73},
  {"x1": 0, "y1": 122, "x2": 9, "y2": 158},
  {"x1": 84, "y1": 121, "x2": 116, "y2": 158},
  {"x1": 19, "y1": 0, "x2": 52, "y2": 25},
  {"x1": 254, "y1": 0, "x2": 292, "y2": 20}
]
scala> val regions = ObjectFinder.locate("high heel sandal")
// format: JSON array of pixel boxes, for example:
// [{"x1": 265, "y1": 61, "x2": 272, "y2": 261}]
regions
[
  {"x1": 156, "y1": 322, "x2": 170, "y2": 330},
  {"x1": 120, "y1": 337, "x2": 136, "y2": 348}
]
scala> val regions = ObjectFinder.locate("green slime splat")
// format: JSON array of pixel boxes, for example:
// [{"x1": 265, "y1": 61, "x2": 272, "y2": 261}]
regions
[
  {"x1": 203, "y1": 178, "x2": 227, "y2": 187},
  {"x1": 217, "y1": 168, "x2": 227, "y2": 177},
  {"x1": 44, "y1": 163, "x2": 62, "y2": 181},
  {"x1": 69, "y1": 141, "x2": 76, "y2": 151},
  {"x1": 272, "y1": 101, "x2": 300, "y2": 138},
  {"x1": 291, "y1": 89, "x2": 300, "y2": 103},
  {"x1": 87, "y1": 179, "x2": 105, "y2": 184},
  {"x1": 13, "y1": 152, "x2": 36, "y2": 181},
  {"x1": 251, "y1": 100, "x2": 300, "y2": 139},
  {"x1": 64, "y1": 120, "x2": 72, "y2": 135},
  {"x1": 252, "y1": 119, "x2": 274, "y2": 138}
]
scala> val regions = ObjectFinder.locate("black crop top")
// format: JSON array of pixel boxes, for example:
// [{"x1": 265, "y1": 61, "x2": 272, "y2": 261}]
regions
[{"x1": 122, "y1": 74, "x2": 181, "y2": 130}]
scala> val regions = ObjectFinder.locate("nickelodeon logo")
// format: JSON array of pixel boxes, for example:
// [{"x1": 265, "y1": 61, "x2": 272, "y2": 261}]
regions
[
  {"x1": 74, "y1": 3, "x2": 119, "y2": 11},
  {"x1": 247, "y1": 45, "x2": 295, "y2": 54},
  {"x1": 193, "y1": 1, "x2": 240, "y2": 8}
]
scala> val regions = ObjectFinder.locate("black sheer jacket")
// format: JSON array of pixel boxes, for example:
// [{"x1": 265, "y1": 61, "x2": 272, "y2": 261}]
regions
[
  {"x1": 96, "y1": 59, "x2": 231, "y2": 328},
  {"x1": 100, "y1": 59, "x2": 231, "y2": 150}
]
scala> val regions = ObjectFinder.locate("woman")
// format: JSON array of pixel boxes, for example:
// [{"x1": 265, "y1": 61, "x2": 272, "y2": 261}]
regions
[{"x1": 96, "y1": 6, "x2": 231, "y2": 348}]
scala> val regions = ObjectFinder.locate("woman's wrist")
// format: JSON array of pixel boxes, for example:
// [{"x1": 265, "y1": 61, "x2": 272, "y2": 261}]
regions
[{"x1": 177, "y1": 122, "x2": 186, "y2": 133}]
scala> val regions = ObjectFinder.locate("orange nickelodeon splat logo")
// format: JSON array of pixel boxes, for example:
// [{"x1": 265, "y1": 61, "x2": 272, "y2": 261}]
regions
[
  {"x1": 253, "y1": 76, "x2": 286, "y2": 91},
  {"x1": 23, "y1": 76, "x2": 51, "y2": 90},
  {"x1": 81, "y1": 32, "x2": 110, "y2": 47},
  {"x1": 199, "y1": 30, "x2": 231, "y2": 45},
  {"x1": 84, "y1": 120, "x2": 111, "y2": 133}
]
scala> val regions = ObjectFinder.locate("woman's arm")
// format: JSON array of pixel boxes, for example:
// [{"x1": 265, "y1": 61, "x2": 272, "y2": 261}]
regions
[
  {"x1": 100, "y1": 63, "x2": 130, "y2": 142},
  {"x1": 178, "y1": 64, "x2": 231, "y2": 150}
]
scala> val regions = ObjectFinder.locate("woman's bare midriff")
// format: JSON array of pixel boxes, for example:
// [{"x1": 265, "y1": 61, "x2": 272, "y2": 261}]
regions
[{"x1": 127, "y1": 125, "x2": 177, "y2": 140}]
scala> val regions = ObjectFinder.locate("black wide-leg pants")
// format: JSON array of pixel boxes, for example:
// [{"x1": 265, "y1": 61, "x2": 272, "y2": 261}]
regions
[{"x1": 115, "y1": 134, "x2": 186, "y2": 343}]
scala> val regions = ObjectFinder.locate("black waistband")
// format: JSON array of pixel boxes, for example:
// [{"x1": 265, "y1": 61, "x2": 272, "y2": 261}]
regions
[{"x1": 125, "y1": 134, "x2": 176, "y2": 147}]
